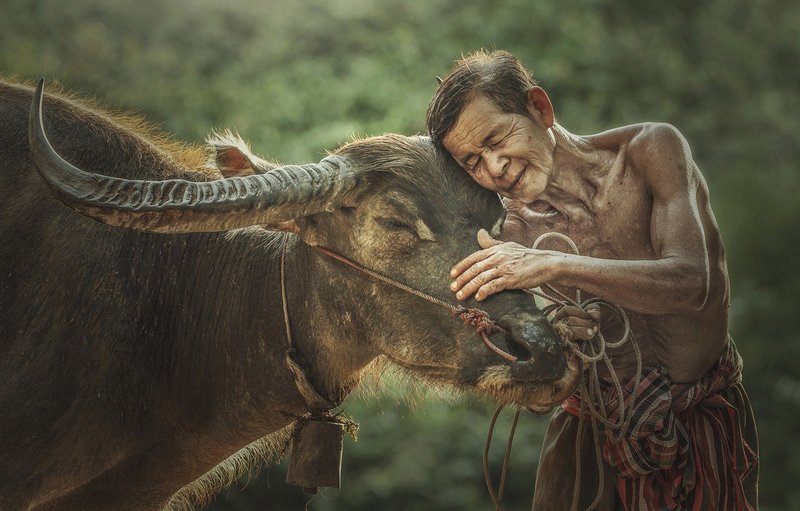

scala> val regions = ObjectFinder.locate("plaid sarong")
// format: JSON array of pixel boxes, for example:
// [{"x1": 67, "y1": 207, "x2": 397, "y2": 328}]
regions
[{"x1": 562, "y1": 340, "x2": 759, "y2": 510}]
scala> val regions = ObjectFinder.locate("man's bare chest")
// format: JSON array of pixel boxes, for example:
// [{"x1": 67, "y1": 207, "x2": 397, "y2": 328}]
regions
[{"x1": 504, "y1": 168, "x2": 655, "y2": 259}]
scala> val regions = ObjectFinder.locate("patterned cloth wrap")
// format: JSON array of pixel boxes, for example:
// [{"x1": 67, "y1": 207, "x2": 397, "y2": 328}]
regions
[{"x1": 563, "y1": 340, "x2": 758, "y2": 510}]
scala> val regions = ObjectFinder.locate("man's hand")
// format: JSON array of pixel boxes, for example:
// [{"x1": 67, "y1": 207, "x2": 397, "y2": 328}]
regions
[
  {"x1": 553, "y1": 305, "x2": 601, "y2": 341},
  {"x1": 450, "y1": 229, "x2": 560, "y2": 301}
]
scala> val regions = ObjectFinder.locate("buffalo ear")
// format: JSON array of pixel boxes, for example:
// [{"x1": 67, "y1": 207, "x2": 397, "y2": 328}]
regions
[
  {"x1": 206, "y1": 129, "x2": 277, "y2": 177},
  {"x1": 293, "y1": 216, "x2": 324, "y2": 246},
  {"x1": 293, "y1": 200, "x2": 357, "y2": 246},
  {"x1": 216, "y1": 146, "x2": 257, "y2": 177}
]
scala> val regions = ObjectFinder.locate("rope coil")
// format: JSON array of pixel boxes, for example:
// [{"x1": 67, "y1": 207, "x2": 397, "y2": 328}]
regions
[{"x1": 483, "y1": 233, "x2": 641, "y2": 511}]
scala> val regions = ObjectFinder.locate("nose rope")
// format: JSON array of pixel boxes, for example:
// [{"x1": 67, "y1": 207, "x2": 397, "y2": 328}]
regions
[
  {"x1": 454, "y1": 306, "x2": 518, "y2": 363},
  {"x1": 313, "y1": 246, "x2": 520, "y2": 363}
]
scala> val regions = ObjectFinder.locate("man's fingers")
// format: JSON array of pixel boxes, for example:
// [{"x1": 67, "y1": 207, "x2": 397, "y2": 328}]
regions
[
  {"x1": 561, "y1": 316, "x2": 596, "y2": 330},
  {"x1": 455, "y1": 269, "x2": 501, "y2": 301},
  {"x1": 475, "y1": 277, "x2": 506, "y2": 301},
  {"x1": 450, "y1": 248, "x2": 492, "y2": 279},
  {"x1": 451, "y1": 258, "x2": 496, "y2": 292},
  {"x1": 587, "y1": 306, "x2": 601, "y2": 321},
  {"x1": 554, "y1": 305, "x2": 602, "y2": 323},
  {"x1": 553, "y1": 305, "x2": 591, "y2": 321},
  {"x1": 554, "y1": 305, "x2": 599, "y2": 341},
  {"x1": 555, "y1": 321, "x2": 597, "y2": 341},
  {"x1": 566, "y1": 325, "x2": 597, "y2": 341},
  {"x1": 450, "y1": 229, "x2": 505, "y2": 280}
]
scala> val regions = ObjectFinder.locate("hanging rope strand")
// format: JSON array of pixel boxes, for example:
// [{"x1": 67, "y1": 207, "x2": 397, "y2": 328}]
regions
[
  {"x1": 498, "y1": 407, "x2": 522, "y2": 504},
  {"x1": 484, "y1": 405, "x2": 507, "y2": 511}
]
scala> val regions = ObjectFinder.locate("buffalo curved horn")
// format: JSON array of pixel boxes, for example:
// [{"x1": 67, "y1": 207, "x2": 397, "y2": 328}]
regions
[{"x1": 28, "y1": 79, "x2": 357, "y2": 233}]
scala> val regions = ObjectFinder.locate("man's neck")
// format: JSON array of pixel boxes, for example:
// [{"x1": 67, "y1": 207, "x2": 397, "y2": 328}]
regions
[{"x1": 526, "y1": 123, "x2": 622, "y2": 222}]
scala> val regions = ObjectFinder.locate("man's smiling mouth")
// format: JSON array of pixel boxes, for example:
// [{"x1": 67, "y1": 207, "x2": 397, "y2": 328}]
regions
[{"x1": 504, "y1": 166, "x2": 526, "y2": 193}]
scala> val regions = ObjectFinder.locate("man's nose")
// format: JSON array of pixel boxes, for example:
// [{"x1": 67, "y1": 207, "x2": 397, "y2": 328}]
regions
[{"x1": 484, "y1": 149, "x2": 508, "y2": 177}]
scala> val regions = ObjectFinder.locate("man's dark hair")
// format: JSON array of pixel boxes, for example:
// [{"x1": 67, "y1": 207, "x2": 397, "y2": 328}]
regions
[{"x1": 426, "y1": 50, "x2": 537, "y2": 149}]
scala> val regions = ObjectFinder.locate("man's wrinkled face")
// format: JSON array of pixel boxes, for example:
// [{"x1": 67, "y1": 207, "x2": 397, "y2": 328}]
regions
[{"x1": 442, "y1": 94, "x2": 554, "y2": 203}]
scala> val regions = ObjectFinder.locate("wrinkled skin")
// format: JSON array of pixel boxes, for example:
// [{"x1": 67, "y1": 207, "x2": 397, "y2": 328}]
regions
[{"x1": 0, "y1": 80, "x2": 578, "y2": 510}]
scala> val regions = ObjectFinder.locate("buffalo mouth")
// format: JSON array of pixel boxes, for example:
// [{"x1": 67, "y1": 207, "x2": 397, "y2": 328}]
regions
[{"x1": 474, "y1": 349, "x2": 582, "y2": 408}]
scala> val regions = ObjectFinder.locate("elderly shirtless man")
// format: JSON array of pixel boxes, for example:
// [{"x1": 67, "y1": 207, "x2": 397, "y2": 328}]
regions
[{"x1": 426, "y1": 50, "x2": 759, "y2": 510}]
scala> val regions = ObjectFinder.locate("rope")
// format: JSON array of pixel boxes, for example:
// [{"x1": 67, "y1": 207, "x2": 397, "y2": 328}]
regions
[
  {"x1": 280, "y1": 239, "x2": 293, "y2": 356},
  {"x1": 483, "y1": 404, "x2": 522, "y2": 511},
  {"x1": 500, "y1": 408, "x2": 522, "y2": 504},
  {"x1": 480, "y1": 232, "x2": 642, "y2": 511},
  {"x1": 483, "y1": 405, "x2": 505, "y2": 510},
  {"x1": 281, "y1": 240, "x2": 341, "y2": 410}
]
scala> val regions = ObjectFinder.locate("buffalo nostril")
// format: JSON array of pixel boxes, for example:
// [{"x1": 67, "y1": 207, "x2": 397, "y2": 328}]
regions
[
  {"x1": 494, "y1": 315, "x2": 563, "y2": 364},
  {"x1": 495, "y1": 331, "x2": 534, "y2": 361}
]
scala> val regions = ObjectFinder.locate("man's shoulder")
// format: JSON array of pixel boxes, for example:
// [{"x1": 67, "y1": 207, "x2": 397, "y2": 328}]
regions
[
  {"x1": 591, "y1": 123, "x2": 695, "y2": 187},
  {"x1": 628, "y1": 124, "x2": 698, "y2": 194},
  {"x1": 588, "y1": 122, "x2": 689, "y2": 157},
  {"x1": 630, "y1": 123, "x2": 691, "y2": 162}
]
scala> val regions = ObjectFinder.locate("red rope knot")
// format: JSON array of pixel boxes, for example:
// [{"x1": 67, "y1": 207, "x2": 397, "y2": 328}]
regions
[
  {"x1": 455, "y1": 307, "x2": 519, "y2": 363},
  {"x1": 455, "y1": 307, "x2": 496, "y2": 335}
]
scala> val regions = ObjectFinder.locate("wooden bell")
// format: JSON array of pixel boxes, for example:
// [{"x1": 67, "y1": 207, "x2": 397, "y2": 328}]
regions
[{"x1": 286, "y1": 419, "x2": 344, "y2": 494}]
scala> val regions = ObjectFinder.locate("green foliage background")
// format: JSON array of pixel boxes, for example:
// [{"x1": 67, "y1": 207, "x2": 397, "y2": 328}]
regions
[{"x1": 2, "y1": 0, "x2": 798, "y2": 509}]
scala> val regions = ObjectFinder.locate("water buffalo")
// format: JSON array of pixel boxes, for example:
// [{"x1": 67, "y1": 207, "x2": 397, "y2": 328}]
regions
[{"x1": 0, "y1": 79, "x2": 578, "y2": 510}]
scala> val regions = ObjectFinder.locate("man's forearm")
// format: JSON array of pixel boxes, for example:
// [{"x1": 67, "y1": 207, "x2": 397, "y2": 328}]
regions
[{"x1": 550, "y1": 253, "x2": 709, "y2": 314}]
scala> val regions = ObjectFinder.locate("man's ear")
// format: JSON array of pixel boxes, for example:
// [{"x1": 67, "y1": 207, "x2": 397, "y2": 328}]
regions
[
  {"x1": 206, "y1": 130, "x2": 276, "y2": 177},
  {"x1": 526, "y1": 87, "x2": 555, "y2": 128}
]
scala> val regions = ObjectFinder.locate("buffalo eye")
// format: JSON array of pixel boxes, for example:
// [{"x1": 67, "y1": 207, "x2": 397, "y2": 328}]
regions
[{"x1": 375, "y1": 216, "x2": 418, "y2": 237}]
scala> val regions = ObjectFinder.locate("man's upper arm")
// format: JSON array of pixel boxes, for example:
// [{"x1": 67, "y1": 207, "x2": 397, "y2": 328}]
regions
[{"x1": 637, "y1": 123, "x2": 711, "y2": 308}]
